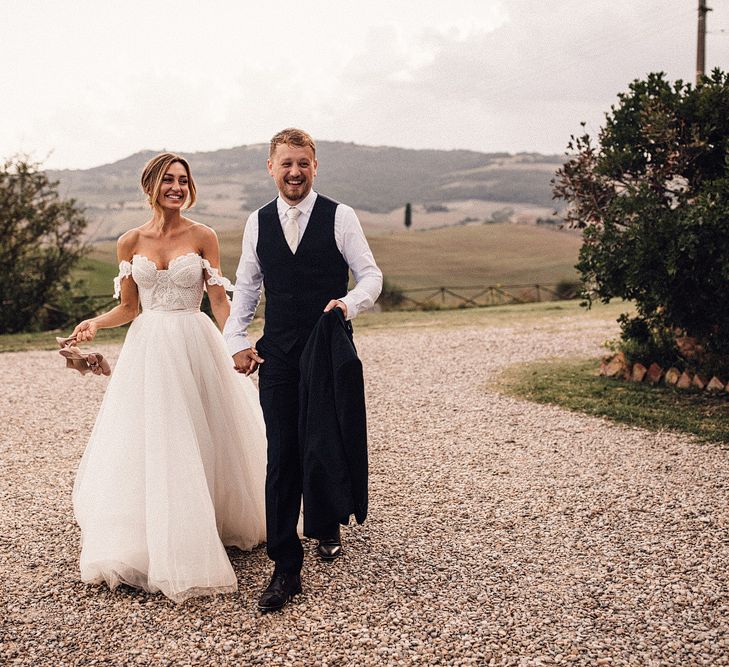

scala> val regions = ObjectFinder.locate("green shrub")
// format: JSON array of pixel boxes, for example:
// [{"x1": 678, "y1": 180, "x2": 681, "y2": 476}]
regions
[
  {"x1": 378, "y1": 278, "x2": 406, "y2": 310},
  {"x1": 553, "y1": 279, "x2": 579, "y2": 300},
  {"x1": 554, "y1": 70, "x2": 729, "y2": 377},
  {"x1": 616, "y1": 315, "x2": 682, "y2": 370}
]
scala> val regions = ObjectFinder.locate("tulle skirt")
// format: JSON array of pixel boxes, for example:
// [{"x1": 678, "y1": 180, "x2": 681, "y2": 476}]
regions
[{"x1": 72, "y1": 309, "x2": 267, "y2": 603}]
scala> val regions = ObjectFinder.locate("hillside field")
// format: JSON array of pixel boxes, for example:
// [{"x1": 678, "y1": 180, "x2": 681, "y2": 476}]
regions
[
  {"x1": 364, "y1": 223, "x2": 580, "y2": 290},
  {"x1": 85, "y1": 223, "x2": 581, "y2": 298},
  {"x1": 51, "y1": 142, "x2": 563, "y2": 241}
]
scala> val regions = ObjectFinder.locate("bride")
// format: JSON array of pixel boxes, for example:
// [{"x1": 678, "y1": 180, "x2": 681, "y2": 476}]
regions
[{"x1": 70, "y1": 152, "x2": 267, "y2": 603}]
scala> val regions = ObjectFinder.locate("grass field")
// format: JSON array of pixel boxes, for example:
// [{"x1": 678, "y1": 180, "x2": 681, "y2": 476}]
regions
[
  {"x1": 73, "y1": 257, "x2": 120, "y2": 296},
  {"x1": 89, "y1": 222, "x2": 582, "y2": 297},
  {"x1": 365, "y1": 223, "x2": 581, "y2": 290},
  {"x1": 500, "y1": 357, "x2": 729, "y2": 444}
]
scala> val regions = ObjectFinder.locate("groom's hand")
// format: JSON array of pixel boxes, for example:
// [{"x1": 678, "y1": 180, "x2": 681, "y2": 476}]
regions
[
  {"x1": 233, "y1": 348, "x2": 264, "y2": 376},
  {"x1": 324, "y1": 299, "x2": 347, "y2": 318}
]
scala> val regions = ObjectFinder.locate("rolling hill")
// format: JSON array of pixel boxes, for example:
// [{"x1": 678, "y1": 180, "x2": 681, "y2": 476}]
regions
[
  {"x1": 50, "y1": 142, "x2": 565, "y2": 241},
  {"x1": 64, "y1": 140, "x2": 579, "y2": 297}
]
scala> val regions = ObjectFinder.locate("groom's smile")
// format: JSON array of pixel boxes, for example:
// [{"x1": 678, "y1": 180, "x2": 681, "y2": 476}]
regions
[{"x1": 267, "y1": 143, "x2": 318, "y2": 205}]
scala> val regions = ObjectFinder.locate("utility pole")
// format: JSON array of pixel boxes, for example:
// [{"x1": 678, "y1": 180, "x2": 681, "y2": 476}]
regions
[{"x1": 697, "y1": 0, "x2": 712, "y2": 84}]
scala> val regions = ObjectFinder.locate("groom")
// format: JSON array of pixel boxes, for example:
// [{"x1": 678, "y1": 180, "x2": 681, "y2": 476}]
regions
[{"x1": 224, "y1": 128, "x2": 382, "y2": 611}]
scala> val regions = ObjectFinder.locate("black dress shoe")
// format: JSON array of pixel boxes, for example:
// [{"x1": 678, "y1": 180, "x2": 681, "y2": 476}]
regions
[
  {"x1": 257, "y1": 571, "x2": 302, "y2": 612},
  {"x1": 316, "y1": 526, "x2": 343, "y2": 561}
]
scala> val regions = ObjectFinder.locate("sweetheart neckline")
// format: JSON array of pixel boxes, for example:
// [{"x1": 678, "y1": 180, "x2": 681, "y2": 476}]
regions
[
  {"x1": 114, "y1": 253, "x2": 233, "y2": 298},
  {"x1": 133, "y1": 252, "x2": 201, "y2": 271}
]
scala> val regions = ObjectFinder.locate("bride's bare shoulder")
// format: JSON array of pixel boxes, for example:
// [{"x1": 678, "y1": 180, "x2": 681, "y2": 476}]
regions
[
  {"x1": 187, "y1": 220, "x2": 218, "y2": 242},
  {"x1": 117, "y1": 228, "x2": 142, "y2": 261}
]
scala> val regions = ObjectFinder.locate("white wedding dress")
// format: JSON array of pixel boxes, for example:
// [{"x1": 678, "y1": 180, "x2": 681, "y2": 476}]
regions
[{"x1": 73, "y1": 252, "x2": 267, "y2": 603}]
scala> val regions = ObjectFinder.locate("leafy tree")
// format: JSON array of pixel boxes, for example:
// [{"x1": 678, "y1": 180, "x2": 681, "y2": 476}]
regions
[
  {"x1": 404, "y1": 202, "x2": 412, "y2": 229},
  {"x1": 554, "y1": 70, "x2": 729, "y2": 376},
  {"x1": 0, "y1": 157, "x2": 92, "y2": 333}
]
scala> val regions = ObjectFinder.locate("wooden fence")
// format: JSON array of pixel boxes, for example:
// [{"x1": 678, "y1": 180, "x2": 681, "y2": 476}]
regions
[
  {"x1": 79, "y1": 282, "x2": 579, "y2": 316},
  {"x1": 390, "y1": 282, "x2": 579, "y2": 310}
]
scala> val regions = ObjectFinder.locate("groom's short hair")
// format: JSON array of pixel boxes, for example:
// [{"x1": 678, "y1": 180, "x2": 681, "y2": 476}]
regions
[{"x1": 269, "y1": 128, "x2": 316, "y2": 158}]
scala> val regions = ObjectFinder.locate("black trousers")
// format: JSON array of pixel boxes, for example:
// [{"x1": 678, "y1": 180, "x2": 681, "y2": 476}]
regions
[
  {"x1": 257, "y1": 339, "x2": 304, "y2": 573},
  {"x1": 258, "y1": 325, "x2": 352, "y2": 573}
]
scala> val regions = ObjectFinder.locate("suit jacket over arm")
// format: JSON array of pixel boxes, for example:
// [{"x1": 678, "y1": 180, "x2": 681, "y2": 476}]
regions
[{"x1": 298, "y1": 308, "x2": 368, "y2": 538}]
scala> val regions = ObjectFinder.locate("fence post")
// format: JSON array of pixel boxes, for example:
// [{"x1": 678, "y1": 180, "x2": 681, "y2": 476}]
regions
[
  {"x1": 535, "y1": 284, "x2": 541, "y2": 302},
  {"x1": 441, "y1": 287, "x2": 445, "y2": 304}
]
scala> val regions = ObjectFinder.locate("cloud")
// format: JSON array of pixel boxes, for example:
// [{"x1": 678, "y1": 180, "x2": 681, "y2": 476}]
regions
[
  {"x1": 315, "y1": 0, "x2": 723, "y2": 153},
  {"x1": 1, "y1": 0, "x2": 727, "y2": 167}
]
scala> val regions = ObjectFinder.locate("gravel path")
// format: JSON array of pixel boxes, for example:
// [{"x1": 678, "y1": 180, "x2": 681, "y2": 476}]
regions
[{"x1": 2, "y1": 315, "x2": 728, "y2": 666}]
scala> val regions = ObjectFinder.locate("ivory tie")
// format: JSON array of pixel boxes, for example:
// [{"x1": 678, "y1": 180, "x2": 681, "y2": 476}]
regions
[{"x1": 284, "y1": 206, "x2": 302, "y2": 253}]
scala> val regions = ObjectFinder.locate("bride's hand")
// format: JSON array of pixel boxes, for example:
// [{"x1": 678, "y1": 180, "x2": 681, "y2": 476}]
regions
[{"x1": 72, "y1": 320, "x2": 98, "y2": 343}]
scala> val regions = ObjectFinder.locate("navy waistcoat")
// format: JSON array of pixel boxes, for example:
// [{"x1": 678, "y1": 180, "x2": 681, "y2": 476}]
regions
[{"x1": 257, "y1": 194, "x2": 349, "y2": 352}]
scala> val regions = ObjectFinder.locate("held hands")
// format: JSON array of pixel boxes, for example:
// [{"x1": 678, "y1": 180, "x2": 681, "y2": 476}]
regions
[
  {"x1": 232, "y1": 302, "x2": 345, "y2": 376},
  {"x1": 72, "y1": 320, "x2": 98, "y2": 343},
  {"x1": 233, "y1": 347, "x2": 264, "y2": 376},
  {"x1": 323, "y1": 300, "x2": 347, "y2": 318}
]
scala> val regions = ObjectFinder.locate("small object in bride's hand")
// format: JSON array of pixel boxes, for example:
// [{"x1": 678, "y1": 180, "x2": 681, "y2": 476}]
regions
[{"x1": 57, "y1": 336, "x2": 112, "y2": 376}]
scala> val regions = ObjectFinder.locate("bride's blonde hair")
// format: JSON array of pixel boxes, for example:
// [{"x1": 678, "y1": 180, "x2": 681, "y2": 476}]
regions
[{"x1": 140, "y1": 152, "x2": 197, "y2": 213}]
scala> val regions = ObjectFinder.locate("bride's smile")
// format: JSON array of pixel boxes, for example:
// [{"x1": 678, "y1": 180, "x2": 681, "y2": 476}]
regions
[{"x1": 157, "y1": 163, "x2": 189, "y2": 210}]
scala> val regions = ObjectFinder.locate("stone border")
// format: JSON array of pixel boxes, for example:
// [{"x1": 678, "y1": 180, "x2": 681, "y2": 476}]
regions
[{"x1": 600, "y1": 352, "x2": 728, "y2": 393}]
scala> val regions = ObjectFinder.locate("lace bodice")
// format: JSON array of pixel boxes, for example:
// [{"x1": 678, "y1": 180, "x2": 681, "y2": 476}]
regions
[{"x1": 114, "y1": 253, "x2": 233, "y2": 312}]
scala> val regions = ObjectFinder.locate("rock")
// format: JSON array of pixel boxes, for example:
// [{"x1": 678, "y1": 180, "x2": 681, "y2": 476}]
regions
[
  {"x1": 677, "y1": 371, "x2": 692, "y2": 390},
  {"x1": 664, "y1": 367, "x2": 681, "y2": 386},
  {"x1": 692, "y1": 374, "x2": 708, "y2": 390},
  {"x1": 675, "y1": 335, "x2": 704, "y2": 360},
  {"x1": 646, "y1": 363, "x2": 663, "y2": 385},
  {"x1": 631, "y1": 363, "x2": 647, "y2": 383},
  {"x1": 603, "y1": 352, "x2": 629, "y2": 379},
  {"x1": 706, "y1": 376, "x2": 725, "y2": 392}
]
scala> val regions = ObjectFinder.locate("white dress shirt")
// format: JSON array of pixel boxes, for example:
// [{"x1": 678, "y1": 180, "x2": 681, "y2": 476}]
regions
[{"x1": 223, "y1": 190, "x2": 383, "y2": 355}]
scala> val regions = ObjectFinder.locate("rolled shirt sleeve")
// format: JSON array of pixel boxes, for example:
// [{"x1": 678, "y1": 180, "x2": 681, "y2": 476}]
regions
[{"x1": 334, "y1": 204, "x2": 383, "y2": 319}]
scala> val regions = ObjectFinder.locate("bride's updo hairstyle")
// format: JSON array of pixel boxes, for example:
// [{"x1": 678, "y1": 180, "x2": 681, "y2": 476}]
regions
[{"x1": 140, "y1": 152, "x2": 197, "y2": 213}]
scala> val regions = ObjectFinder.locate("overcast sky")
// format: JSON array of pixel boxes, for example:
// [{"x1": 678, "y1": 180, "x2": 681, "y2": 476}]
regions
[{"x1": 2, "y1": 0, "x2": 728, "y2": 169}]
